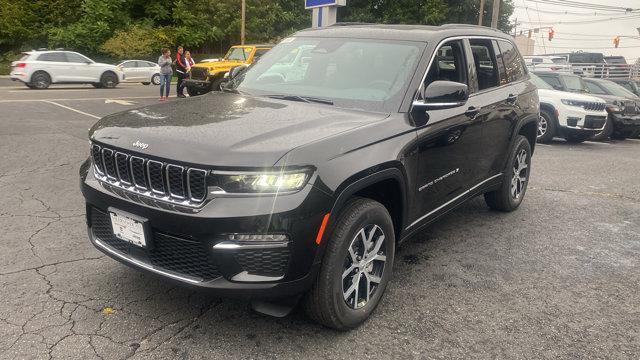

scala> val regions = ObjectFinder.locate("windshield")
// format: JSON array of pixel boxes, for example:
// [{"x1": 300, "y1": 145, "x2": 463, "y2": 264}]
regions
[
  {"x1": 530, "y1": 74, "x2": 553, "y2": 90},
  {"x1": 599, "y1": 80, "x2": 639, "y2": 98},
  {"x1": 561, "y1": 75, "x2": 587, "y2": 93},
  {"x1": 227, "y1": 37, "x2": 424, "y2": 113},
  {"x1": 551, "y1": 57, "x2": 567, "y2": 64},
  {"x1": 225, "y1": 47, "x2": 251, "y2": 61}
]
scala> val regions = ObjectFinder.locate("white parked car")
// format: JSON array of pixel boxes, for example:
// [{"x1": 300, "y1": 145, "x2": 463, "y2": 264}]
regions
[
  {"x1": 116, "y1": 60, "x2": 161, "y2": 85},
  {"x1": 523, "y1": 55, "x2": 571, "y2": 73},
  {"x1": 9, "y1": 50, "x2": 125, "y2": 89},
  {"x1": 531, "y1": 73, "x2": 608, "y2": 143}
]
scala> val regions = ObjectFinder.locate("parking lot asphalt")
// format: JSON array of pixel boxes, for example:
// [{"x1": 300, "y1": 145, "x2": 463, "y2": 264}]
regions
[{"x1": 0, "y1": 83, "x2": 639, "y2": 359}]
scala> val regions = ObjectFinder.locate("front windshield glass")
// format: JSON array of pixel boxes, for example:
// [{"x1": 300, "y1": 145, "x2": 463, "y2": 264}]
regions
[
  {"x1": 228, "y1": 37, "x2": 424, "y2": 112},
  {"x1": 225, "y1": 47, "x2": 251, "y2": 61},
  {"x1": 530, "y1": 74, "x2": 553, "y2": 90},
  {"x1": 599, "y1": 80, "x2": 639, "y2": 98},
  {"x1": 561, "y1": 75, "x2": 587, "y2": 93}
]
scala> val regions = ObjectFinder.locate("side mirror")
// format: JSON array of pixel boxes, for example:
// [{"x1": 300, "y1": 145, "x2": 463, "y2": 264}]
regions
[
  {"x1": 413, "y1": 80, "x2": 469, "y2": 110},
  {"x1": 228, "y1": 65, "x2": 248, "y2": 80}
]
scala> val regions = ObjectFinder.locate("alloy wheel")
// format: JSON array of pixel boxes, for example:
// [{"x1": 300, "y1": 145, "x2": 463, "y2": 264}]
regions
[
  {"x1": 511, "y1": 148, "x2": 529, "y2": 199},
  {"x1": 537, "y1": 115, "x2": 548, "y2": 138},
  {"x1": 342, "y1": 224, "x2": 387, "y2": 309}
]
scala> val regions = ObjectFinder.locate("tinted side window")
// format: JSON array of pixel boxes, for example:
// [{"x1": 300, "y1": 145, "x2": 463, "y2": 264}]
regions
[
  {"x1": 121, "y1": 61, "x2": 137, "y2": 68},
  {"x1": 423, "y1": 40, "x2": 468, "y2": 88},
  {"x1": 37, "y1": 53, "x2": 67, "y2": 62},
  {"x1": 497, "y1": 40, "x2": 526, "y2": 82},
  {"x1": 469, "y1": 39, "x2": 499, "y2": 91},
  {"x1": 491, "y1": 40, "x2": 508, "y2": 85},
  {"x1": 585, "y1": 82, "x2": 607, "y2": 95},
  {"x1": 538, "y1": 75, "x2": 562, "y2": 90},
  {"x1": 65, "y1": 52, "x2": 90, "y2": 63}
]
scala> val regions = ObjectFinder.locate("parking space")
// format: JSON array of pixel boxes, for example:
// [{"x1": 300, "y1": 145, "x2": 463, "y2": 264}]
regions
[{"x1": 0, "y1": 84, "x2": 639, "y2": 359}]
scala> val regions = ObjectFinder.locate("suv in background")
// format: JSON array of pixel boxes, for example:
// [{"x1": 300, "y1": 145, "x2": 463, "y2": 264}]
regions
[
  {"x1": 184, "y1": 44, "x2": 273, "y2": 96},
  {"x1": 80, "y1": 24, "x2": 539, "y2": 329},
  {"x1": 523, "y1": 55, "x2": 571, "y2": 73},
  {"x1": 531, "y1": 73, "x2": 607, "y2": 143},
  {"x1": 10, "y1": 50, "x2": 124, "y2": 89},
  {"x1": 583, "y1": 78, "x2": 640, "y2": 140},
  {"x1": 534, "y1": 71, "x2": 590, "y2": 94}
]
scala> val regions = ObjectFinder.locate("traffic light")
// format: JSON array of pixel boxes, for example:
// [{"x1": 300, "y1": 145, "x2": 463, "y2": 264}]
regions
[
  {"x1": 613, "y1": 36, "x2": 620, "y2": 48},
  {"x1": 548, "y1": 28, "x2": 555, "y2": 41}
]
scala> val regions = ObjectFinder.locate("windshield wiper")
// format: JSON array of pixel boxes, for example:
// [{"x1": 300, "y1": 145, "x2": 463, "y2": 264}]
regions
[{"x1": 265, "y1": 94, "x2": 333, "y2": 105}]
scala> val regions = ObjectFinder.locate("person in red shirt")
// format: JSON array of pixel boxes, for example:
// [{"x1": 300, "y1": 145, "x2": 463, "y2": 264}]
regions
[{"x1": 174, "y1": 46, "x2": 187, "y2": 98}]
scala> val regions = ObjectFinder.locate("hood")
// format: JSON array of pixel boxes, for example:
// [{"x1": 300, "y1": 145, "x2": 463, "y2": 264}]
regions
[
  {"x1": 89, "y1": 92, "x2": 387, "y2": 168},
  {"x1": 195, "y1": 60, "x2": 244, "y2": 70},
  {"x1": 588, "y1": 93, "x2": 638, "y2": 105},
  {"x1": 538, "y1": 88, "x2": 605, "y2": 103}
]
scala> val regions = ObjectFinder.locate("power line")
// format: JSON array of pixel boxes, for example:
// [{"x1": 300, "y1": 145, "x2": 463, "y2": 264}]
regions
[
  {"x1": 526, "y1": 0, "x2": 638, "y2": 12},
  {"x1": 518, "y1": 14, "x2": 640, "y2": 25},
  {"x1": 514, "y1": 5, "x2": 626, "y2": 16}
]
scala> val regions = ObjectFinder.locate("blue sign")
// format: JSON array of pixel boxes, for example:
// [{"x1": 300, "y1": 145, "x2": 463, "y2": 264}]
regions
[{"x1": 305, "y1": 0, "x2": 338, "y2": 9}]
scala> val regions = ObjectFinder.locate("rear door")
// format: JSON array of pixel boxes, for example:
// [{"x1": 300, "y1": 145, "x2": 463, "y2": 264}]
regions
[
  {"x1": 36, "y1": 52, "x2": 71, "y2": 82},
  {"x1": 413, "y1": 39, "x2": 485, "y2": 221},
  {"x1": 136, "y1": 61, "x2": 155, "y2": 82}
]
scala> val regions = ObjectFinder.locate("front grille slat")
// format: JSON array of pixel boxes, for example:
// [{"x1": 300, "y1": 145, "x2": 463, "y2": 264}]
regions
[{"x1": 90, "y1": 144, "x2": 208, "y2": 208}]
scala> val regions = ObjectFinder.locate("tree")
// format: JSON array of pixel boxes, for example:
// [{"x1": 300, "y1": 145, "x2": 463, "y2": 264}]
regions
[{"x1": 100, "y1": 23, "x2": 176, "y2": 59}]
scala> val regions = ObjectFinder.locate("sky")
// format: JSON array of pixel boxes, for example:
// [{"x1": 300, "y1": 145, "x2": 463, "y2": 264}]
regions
[{"x1": 509, "y1": 0, "x2": 640, "y2": 62}]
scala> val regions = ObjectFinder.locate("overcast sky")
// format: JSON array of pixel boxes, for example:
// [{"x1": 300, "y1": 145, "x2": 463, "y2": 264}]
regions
[{"x1": 509, "y1": 0, "x2": 640, "y2": 62}]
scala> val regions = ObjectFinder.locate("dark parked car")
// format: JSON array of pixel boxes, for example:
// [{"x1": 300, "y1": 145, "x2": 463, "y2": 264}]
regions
[
  {"x1": 80, "y1": 24, "x2": 539, "y2": 329},
  {"x1": 609, "y1": 78, "x2": 640, "y2": 97},
  {"x1": 583, "y1": 78, "x2": 640, "y2": 140}
]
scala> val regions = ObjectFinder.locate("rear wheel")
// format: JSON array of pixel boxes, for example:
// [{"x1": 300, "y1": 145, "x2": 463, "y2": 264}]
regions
[
  {"x1": 484, "y1": 135, "x2": 532, "y2": 212},
  {"x1": 151, "y1": 74, "x2": 161, "y2": 85},
  {"x1": 100, "y1": 72, "x2": 118, "y2": 89},
  {"x1": 31, "y1": 72, "x2": 51, "y2": 89},
  {"x1": 304, "y1": 198, "x2": 395, "y2": 330},
  {"x1": 537, "y1": 110, "x2": 556, "y2": 143}
]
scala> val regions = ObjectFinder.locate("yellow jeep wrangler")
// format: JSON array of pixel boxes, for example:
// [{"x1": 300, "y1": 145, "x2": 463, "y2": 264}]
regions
[{"x1": 185, "y1": 44, "x2": 273, "y2": 96}]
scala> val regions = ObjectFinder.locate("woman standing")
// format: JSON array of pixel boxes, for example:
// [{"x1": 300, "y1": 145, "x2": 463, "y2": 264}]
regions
[{"x1": 157, "y1": 48, "x2": 172, "y2": 101}]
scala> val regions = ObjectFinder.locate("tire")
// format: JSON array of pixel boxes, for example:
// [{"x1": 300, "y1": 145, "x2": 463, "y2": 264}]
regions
[
  {"x1": 304, "y1": 198, "x2": 395, "y2": 330},
  {"x1": 186, "y1": 87, "x2": 202, "y2": 97},
  {"x1": 141, "y1": 82, "x2": 150, "y2": 85},
  {"x1": 611, "y1": 130, "x2": 629, "y2": 140},
  {"x1": 565, "y1": 133, "x2": 591, "y2": 143},
  {"x1": 536, "y1": 109, "x2": 556, "y2": 143},
  {"x1": 92, "y1": 83, "x2": 103, "y2": 88},
  {"x1": 25, "y1": 83, "x2": 36, "y2": 89},
  {"x1": 100, "y1": 72, "x2": 118, "y2": 89},
  {"x1": 31, "y1": 71, "x2": 51, "y2": 89},
  {"x1": 151, "y1": 74, "x2": 161, "y2": 85},
  {"x1": 210, "y1": 77, "x2": 225, "y2": 92},
  {"x1": 484, "y1": 135, "x2": 532, "y2": 212},
  {"x1": 590, "y1": 115, "x2": 613, "y2": 141}
]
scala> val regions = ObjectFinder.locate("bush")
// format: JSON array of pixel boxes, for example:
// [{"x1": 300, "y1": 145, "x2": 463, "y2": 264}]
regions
[{"x1": 100, "y1": 24, "x2": 176, "y2": 60}]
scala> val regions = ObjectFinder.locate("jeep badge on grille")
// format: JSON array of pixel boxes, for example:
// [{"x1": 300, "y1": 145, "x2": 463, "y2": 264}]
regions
[{"x1": 132, "y1": 140, "x2": 149, "y2": 150}]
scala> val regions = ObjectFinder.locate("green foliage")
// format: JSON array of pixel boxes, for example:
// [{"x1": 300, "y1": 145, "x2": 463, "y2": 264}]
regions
[{"x1": 100, "y1": 24, "x2": 176, "y2": 59}]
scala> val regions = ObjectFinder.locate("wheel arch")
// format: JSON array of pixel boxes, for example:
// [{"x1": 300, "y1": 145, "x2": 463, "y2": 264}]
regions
[{"x1": 513, "y1": 114, "x2": 538, "y2": 155}]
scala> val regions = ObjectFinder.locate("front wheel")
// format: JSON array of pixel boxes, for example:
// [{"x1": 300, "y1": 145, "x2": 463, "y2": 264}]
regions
[
  {"x1": 151, "y1": 74, "x2": 161, "y2": 85},
  {"x1": 537, "y1": 110, "x2": 556, "y2": 143},
  {"x1": 484, "y1": 135, "x2": 532, "y2": 212},
  {"x1": 186, "y1": 87, "x2": 202, "y2": 97},
  {"x1": 304, "y1": 198, "x2": 395, "y2": 330},
  {"x1": 100, "y1": 72, "x2": 118, "y2": 89}
]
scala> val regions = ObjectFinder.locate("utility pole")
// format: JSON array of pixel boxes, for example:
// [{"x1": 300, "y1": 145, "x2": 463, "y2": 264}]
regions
[
  {"x1": 240, "y1": 0, "x2": 246, "y2": 45},
  {"x1": 491, "y1": 0, "x2": 500, "y2": 29},
  {"x1": 478, "y1": 0, "x2": 485, "y2": 26}
]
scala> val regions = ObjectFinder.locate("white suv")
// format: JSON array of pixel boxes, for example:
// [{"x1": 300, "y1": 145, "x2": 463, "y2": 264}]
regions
[
  {"x1": 531, "y1": 73, "x2": 608, "y2": 143},
  {"x1": 10, "y1": 50, "x2": 125, "y2": 89}
]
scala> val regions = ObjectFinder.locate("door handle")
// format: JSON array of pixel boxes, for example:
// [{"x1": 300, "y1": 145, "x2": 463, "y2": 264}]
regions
[
  {"x1": 506, "y1": 94, "x2": 518, "y2": 104},
  {"x1": 465, "y1": 106, "x2": 479, "y2": 119}
]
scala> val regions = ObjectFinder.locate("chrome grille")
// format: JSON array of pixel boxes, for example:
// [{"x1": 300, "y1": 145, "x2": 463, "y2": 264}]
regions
[
  {"x1": 582, "y1": 102, "x2": 606, "y2": 111},
  {"x1": 91, "y1": 144, "x2": 208, "y2": 208}
]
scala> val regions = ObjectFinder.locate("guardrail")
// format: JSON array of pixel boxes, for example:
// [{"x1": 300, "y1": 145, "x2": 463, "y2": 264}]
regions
[{"x1": 527, "y1": 62, "x2": 640, "y2": 80}]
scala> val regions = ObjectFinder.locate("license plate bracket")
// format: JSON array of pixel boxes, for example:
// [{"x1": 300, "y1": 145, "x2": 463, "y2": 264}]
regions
[{"x1": 108, "y1": 207, "x2": 152, "y2": 249}]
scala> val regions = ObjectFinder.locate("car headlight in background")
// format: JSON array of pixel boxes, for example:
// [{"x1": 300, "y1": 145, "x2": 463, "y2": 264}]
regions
[
  {"x1": 561, "y1": 99, "x2": 583, "y2": 107},
  {"x1": 606, "y1": 105, "x2": 621, "y2": 113},
  {"x1": 209, "y1": 169, "x2": 312, "y2": 194}
]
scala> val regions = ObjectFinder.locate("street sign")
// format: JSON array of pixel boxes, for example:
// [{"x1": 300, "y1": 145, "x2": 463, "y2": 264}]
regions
[{"x1": 305, "y1": 0, "x2": 342, "y2": 9}]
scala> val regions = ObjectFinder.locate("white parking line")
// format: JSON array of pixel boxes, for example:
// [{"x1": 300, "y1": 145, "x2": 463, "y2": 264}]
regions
[
  {"x1": 0, "y1": 96, "x2": 160, "y2": 103},
  {"x1": 42, "y1": 101, "x2": 101, "y2": 119},
  {"x1": 8, "y1": 89, "x2": 89, "y2": 93}
]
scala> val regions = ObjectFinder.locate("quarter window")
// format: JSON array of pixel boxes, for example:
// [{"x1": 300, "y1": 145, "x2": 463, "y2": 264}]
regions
[
  {"x1": 469, "y1": 39, "x2": 500, "y2": 91},
  {"x1": 121, "y1": 61, "x2": 137, "y2": 68},
  {"x1": 497, "y1": 40, "x2": 526, "y2": 83}
]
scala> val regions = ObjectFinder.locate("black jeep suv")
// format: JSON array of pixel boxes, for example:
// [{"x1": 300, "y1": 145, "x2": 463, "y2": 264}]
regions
[{"x1": 80, "y1": 24, "x2": 539, "y2": 329}]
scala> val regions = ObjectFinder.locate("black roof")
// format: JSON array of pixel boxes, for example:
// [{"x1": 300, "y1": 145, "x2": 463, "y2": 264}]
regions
[{"x1": 294, "y1": 23, "x2": 510, "y2": 42}]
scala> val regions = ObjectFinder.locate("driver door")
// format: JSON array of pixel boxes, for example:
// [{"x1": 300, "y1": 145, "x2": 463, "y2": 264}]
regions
[{"x1": 412, "y1": 39, "x2": 484, "y2": 224}]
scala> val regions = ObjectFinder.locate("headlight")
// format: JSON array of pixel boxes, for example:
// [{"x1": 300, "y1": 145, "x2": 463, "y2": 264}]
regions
[
  {"x1": 561, "y1": 99, "x2": 582, "y2": 107},
  {"x1": 210, "y1": 170, "x2": 312, "y2": 194},
  {"x1": 208, "y1": 70, "x2": 217, "y2": 76}
]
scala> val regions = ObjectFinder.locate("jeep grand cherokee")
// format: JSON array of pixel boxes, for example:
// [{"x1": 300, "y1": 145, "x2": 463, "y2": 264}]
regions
[{"x1": 80, "y1": 24, "x2": 539, "y2": 330}]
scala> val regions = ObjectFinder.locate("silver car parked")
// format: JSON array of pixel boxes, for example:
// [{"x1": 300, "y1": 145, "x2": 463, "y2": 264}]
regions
[{"x1": 116, "y1": 60, "x2": 161, "y2": 85}]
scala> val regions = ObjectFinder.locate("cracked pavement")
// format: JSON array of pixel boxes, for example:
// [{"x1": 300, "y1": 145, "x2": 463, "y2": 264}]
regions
[{"x1": 1, "y1": 84, "x2": 639, "y2": 359}]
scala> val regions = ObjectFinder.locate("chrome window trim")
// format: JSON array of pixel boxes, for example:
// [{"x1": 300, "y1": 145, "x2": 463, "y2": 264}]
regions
[
  {"x1": 101, "y1": 148, "x2": 117, "y2": 181},
  {"x1": 146, "y1": 160, "x2": 165, "y2": 195},
  {"x1": 130, "y1": 156, "x2": 148, "y2": 190},
  {"x1": 187, "y1": 168, "x2": 208, "y2": 202},
  {"x1": 166, "y1": 164, "x2": 186, "y2": 199},
  {"x1": 114, "y1": 152, "x2": 132, "y2": 186}
]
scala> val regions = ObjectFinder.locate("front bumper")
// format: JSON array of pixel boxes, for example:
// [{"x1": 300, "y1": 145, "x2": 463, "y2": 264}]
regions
[
  {"x1": 610, "y1": 113, "x2": 640, "y2": 133},
  {"x1": 184, "y1": 78, "x2": 212, "y2": 91},
  {"x1": 80, "y1": 160, "x2": 332, "y2": 299},
  {"x1": 556, "y1": 104, "x2": 607, "y2": 134}
]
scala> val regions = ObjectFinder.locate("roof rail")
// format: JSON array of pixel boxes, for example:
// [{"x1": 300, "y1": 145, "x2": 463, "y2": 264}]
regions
[
  {"x1": 329, "y1": 22, "x2": 375, "y2": 26},
  {"x1": 440, "y1": 23, "x2": 502, "y2": 32}
]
